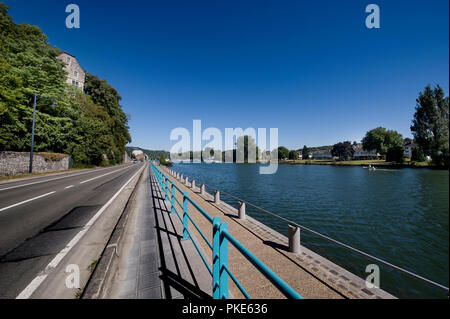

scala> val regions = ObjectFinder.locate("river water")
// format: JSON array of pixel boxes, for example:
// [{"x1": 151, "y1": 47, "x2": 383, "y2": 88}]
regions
[{"x1": 171, "y1": 162, "x2": 449, "y2": 298}]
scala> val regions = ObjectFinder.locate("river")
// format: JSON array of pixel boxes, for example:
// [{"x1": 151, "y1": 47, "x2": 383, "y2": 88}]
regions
[{"x1": 171, "y1": 162, "x2": 449, "y2": 298}]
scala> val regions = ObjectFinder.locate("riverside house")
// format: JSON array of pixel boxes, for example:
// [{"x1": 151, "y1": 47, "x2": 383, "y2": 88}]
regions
[
  {"x1": 403, "y1": 141, "x2": 417, "y2": 158},
  {"x1": 352, "y1": 144, "x2": 380, "y2": 160},
  {"x1": 311, "y1": 149, "x2": 333, "y2": 160}
]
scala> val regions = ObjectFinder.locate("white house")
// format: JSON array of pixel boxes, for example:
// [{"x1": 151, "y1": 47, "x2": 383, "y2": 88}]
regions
[
  {"x1": 352, "y1": 144, "x2": 380, "y2": 160},
  {"x1": 403, "y1": 141, "x2": 417, "y2": 158}
]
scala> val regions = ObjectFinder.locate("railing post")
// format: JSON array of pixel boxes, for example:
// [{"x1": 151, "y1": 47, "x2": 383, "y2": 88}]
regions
[
  {"x1": 165, "y1": 175, "x2": 169, "y2": 201},
  {"x1": 180, "y1": 174, "x2": 183, "y2": 182},
  {"x1": 185, "y1": 176, "x2": 189, "y2": 185},
  {"x1": 288, "y1": 225, "x2": 301, "y2": 253},
  {"x1": 212, "y1": 217, "x2": 221, "y2": 299},
  {"x1": 214, "y1": 190, "x2": 220, "y2": 204},
  {"x1": 238, "y1": 201, "x2": 246, "y2": 220},
  {"x1": 182, "y1": 192, "x2": 189, "y2": 241},
  {"x1": 191, "y1": 179, "x2": 196, "y2": 190},
  {"x1": 200, "y1": 184, "x2": 205, "y2": 195},
  {"x1": 219, "y1": 222, "x2": 229, "y2": 299},
  {"x1": 170, "y1": 181, "x2": 175, "y2": 215}
]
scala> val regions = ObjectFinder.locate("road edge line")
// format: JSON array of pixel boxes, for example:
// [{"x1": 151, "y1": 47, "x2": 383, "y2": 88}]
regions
[{"x1": 16, "y1": 164, "x2": 146, "y2": 299}]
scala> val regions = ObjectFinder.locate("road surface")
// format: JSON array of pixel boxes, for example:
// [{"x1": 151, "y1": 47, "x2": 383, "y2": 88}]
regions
[{"x1": 0, "y1": 163, "x2": 144, "y2": 299}]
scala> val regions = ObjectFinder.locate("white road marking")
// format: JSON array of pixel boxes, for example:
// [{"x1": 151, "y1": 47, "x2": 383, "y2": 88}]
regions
[
  {"x1": 0, "y1": 191, "x2": 56, "y2": 213},
  {"x1": 16, "y1": 165, "x2": 145, "y2": 299},
  {"x1": 65, "y1": 185, "x2": 74, "y2": 189},
  {"x1": 79, "y1": 165, "x2": 132, "y2": 184},
  {"x1": 0, "y1": 165, "x2": 129, "y2": 192}
]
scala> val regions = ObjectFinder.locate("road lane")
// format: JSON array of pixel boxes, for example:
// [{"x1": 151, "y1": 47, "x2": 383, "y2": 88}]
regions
[
  {"x1": 0, "y1": 163, "x2": 135, "y2": 192},
  {"x1": 0, "y1": 163, "x2": 136, "y2": 212},
  {"x1": 0, "y1": 163, "x2": 143, "y2": 257},
  {"x1": 0, "y1": 162, "x2": 145, "y2": 298}
]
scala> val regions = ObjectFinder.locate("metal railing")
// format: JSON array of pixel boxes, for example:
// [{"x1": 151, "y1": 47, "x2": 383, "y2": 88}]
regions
[
  {"x1": 151, "y1": 162, "x2": 302, "y2": 299},
  {"x1": 161, "y1": 164, "x2": 449, "y2": 296}
]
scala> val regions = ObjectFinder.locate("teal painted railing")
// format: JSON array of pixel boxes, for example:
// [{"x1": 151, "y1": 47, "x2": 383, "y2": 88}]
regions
[{"x1": 151, "y1": 162, "x2": 302, "y2": 299}]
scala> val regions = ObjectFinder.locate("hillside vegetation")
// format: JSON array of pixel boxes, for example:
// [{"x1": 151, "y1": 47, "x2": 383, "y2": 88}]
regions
[{"x1": 0, "y1": 4, "x2": 131, "y2": 167}]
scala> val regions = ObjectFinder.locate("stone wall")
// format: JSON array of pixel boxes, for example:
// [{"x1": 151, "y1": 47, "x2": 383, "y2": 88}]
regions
[{"x1": 0, "y1": 152, "x2": 70, "y2": 177}]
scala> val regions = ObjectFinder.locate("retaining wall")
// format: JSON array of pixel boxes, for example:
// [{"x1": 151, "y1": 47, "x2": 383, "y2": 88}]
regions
[{"x1": 0, "y1": 152, "x2": 70, "y2": 177}]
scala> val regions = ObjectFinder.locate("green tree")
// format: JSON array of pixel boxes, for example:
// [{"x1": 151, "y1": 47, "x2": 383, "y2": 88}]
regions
[
  {"x1": 302, "y1": 145, "x2": 310, "y2": 159},
  {"x1": 331, "y1": 141, "x2": 354, "y2": 160},
  {"x1": 236, "y1": 135, "x2": 259, "y2": 163},
  {"x1": 411, "y1": 146, "x2": 426, "y2": 162},
  {"x1": 288, "y1": 150, "x2": 299, "y2": 160},
  {"x1": 411, "y1": 85, "x2": 449, "y2": 166},
  {"x1": 278, "y1": 146, "x2": 289, "y2": 160},
  {"x1": 0, "y1": 5, "x2": 132, "y2": 167},
  {"x1": 159, "y1": 154, "x2": 167, "y2": 165},
  {"x1": 362, "y1": 127, "x2": 404, "y2": 162}
]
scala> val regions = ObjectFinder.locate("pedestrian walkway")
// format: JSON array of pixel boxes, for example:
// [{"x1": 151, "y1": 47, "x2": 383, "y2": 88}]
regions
[{"x1": 104, "y1": 165, "x2": 211, "y2": 299}]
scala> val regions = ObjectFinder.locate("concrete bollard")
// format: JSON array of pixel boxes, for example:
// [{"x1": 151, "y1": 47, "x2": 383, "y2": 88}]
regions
[
  {"x1": 214, "y1": 190, "x2": 220, "y2": 204},
  {"x1": 238, "y1": 201, "x2": 246, "y2": 220},
  {"x1": 288, "y1": 225, "x2": 301, "y2": 253},
  {"x1": 191, "y1": 180, "x2": 196, "y2": 190},
  {"x1": 200, "y1": 184, "x2": 205, "y2": 195}
]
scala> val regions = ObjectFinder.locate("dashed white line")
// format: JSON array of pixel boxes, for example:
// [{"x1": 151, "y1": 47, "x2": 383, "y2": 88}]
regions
[
  {"x1": 0, "y1": 191, "x2": 56, "y2": 213},
  {"x1": 65, "y1": 185, "x2": 74, "y2": 189},
  {"x1": 16, "y1": 165, "x2": 145, "y2": 299},
  {"x1": 0, "y1": 165, "x2": 130, "y2": 192},
  {"x1": 79, "y1": 165, "x2": 132, "y2": 184}
]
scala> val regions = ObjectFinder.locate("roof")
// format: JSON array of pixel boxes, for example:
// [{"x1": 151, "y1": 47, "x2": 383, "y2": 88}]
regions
[
  {"x1": 59, "y1": 51, "x2": 76, "y2": 58},
  {"x1": 403, "y1": 141, "x2": 417, "y2": 148}
]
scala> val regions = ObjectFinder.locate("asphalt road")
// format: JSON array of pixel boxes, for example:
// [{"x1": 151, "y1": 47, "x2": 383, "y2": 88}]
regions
[{"x1": 0, "y1": 162, "x2": 144, "y2": 298}]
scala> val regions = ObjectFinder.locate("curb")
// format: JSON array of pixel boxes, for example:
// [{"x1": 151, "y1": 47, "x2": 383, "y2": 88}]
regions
[{"x1": 81, "y1": 164, "x2": 146, "y2": 299}]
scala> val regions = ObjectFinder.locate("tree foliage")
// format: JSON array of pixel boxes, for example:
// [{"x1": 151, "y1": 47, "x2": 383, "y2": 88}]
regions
[
  {"x1": 302, "y1": 145, "x2": 310, "y2": 159},
  {"x1": 362, "y1": 127, "x2": 404, "y2": 162},
  {"x1": 411, "y1": 85, "x2": 449, "y2": 167},
  {"x1": 0, "y1": 5, "x2": 131, "y2": 166},
  {"x1": 331, "y1": 141, "x2": 354, "y2": 160},
  {"x1": 278, "y1": 146, "x2": 289, "y2": 160},
  {"x1": 288, "y1": 150, "x2": 299, "y2": 160},
  {"x1": 236, "y1": 135, "x2": 259, "y2": 163}
]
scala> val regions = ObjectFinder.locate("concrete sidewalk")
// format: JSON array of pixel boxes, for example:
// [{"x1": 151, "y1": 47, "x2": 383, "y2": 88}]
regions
[{"x1": 93, "y1": 165, "x2": 211, "y2": 299}]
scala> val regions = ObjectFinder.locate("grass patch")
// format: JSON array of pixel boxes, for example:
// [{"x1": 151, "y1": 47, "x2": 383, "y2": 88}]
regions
[
  {"x1": 37, "y1": 152, "x2": 69, "y2": 161},
  {"x1": 88, "y1": 259, "x2": 99, "y2": 273},
  {"x1": 75, "y1": 288, "x2": 83, "y2": 299}
]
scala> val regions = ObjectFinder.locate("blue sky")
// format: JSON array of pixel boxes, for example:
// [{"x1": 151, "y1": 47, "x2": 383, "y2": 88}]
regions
[{"x1": 5, "y1": 0, "x2": 449, "y2": 151}]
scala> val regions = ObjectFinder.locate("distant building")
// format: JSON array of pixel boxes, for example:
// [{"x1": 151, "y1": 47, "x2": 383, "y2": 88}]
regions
[
  {"x1": 132, "y1": 150, "x2": 144, "y2": 157},
  {"x1": 352, "y1": 144, "x2": 380, "y2": 160},
  {"x1": 57, "y1": 51, "x2": 86, "y2": 91},
  {"x1": 311, "y1": 149, "x2": 332, "y2": 160},
  {"x1": 403, "y1": 141, "x2": 417, "y2": 158},
  {"x1": 135, "y1": 153, "x2": 147, "y2": 162}
]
